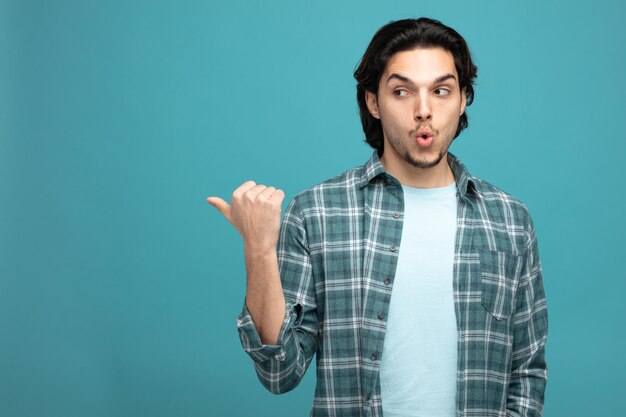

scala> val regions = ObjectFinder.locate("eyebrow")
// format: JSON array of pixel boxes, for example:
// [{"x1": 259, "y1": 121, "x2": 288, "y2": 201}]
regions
[{"x1": 386, "y1": 73, "x2": 457, "y2": 86}]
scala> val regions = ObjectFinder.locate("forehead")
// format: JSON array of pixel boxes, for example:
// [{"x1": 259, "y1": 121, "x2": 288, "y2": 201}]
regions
[{"x1": 383, "y1": 47, "x2": 458, "y2": 83}]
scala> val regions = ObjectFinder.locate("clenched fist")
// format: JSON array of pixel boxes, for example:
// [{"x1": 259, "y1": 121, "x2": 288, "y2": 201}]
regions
[{"x1": 206, "y1": 181, "x2": 285, "y2": 254}]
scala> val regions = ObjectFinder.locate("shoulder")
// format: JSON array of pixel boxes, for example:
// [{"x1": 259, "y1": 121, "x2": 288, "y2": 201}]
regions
[{"x1": 471, "y1": 176, "x2": 537, "y2": 247}]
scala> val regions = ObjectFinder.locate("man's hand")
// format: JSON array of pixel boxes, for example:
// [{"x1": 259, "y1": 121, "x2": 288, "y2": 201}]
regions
[{"x1": 207, "y1": 180, "x2": 286, "y2": 254}]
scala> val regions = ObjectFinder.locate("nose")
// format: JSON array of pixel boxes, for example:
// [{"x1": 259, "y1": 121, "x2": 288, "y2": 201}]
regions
[{"x1": 414, "y1": 94, "x2": 432, "y2": 121}]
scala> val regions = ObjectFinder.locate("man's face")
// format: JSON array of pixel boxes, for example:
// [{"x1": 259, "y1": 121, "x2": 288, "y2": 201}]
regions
[{"x1": 365, "y1": 47, "x2": 466, "y2": 170}]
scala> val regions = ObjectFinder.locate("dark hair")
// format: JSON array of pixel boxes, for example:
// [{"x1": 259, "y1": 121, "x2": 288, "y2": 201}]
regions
[{"x1": 354, "y1": 17, "x2": 478, "y2": 156}]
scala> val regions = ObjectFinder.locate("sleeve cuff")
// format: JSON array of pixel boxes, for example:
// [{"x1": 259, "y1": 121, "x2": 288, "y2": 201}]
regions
[{"x1": 236, "y1": 298, "x2": 302, "y2": 363}]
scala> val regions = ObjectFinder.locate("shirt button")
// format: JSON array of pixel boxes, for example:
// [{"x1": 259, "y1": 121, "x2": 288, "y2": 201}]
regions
[
  {"x1": 389, "y1": 245, "x2": 397, "y2": 252},
  {"x1": 370, "y1": 353, "x2": 378, "y2": 361},
  {"x1": 392, "y1": 212, "x2": 400, "y2": 219},
  {"x1": 377, "y1": 312, "x2": 385, "y2": 320},
  {"x1": 384, "y1": 278, "x2": 391, "y2": 285},
  {"x1": 386, "y1": 178, "x2": 392, "y2": 185},
  {"x1": 364, "y1": 393, "x2": 371, "y2": 401}
]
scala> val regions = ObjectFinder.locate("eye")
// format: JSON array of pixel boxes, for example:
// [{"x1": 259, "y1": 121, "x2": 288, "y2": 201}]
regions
[
  {"x1": 434, "y1": 88, "x2": 451, "y2": 96},
  {"x1": 393, "y1": 89, "x2": 409, "y2": 97}
]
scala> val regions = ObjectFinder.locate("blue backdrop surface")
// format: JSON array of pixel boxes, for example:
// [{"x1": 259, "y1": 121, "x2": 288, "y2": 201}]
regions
[{"x1": 2, "y1": 1, "x2": 625, "y2": 416}]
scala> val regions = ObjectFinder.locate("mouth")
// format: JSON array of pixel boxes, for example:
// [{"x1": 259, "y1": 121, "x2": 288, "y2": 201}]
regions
[
  {"x1": 415, "y1": 129, "x2": 434, "y2": 148},
  {"x1": 416, "y1": 135, "x2": 433, "y2": 147}
]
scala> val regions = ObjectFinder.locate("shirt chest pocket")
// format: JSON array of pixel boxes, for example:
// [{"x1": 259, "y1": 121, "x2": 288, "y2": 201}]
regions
[{"x1": 479, "y1": 249, "x2": 524, "y2": 320}]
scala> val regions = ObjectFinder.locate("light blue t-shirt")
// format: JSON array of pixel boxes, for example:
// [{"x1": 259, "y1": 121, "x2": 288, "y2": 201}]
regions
[{"x1": 379, "y1": 181, "x2": 458, "y2": 417}]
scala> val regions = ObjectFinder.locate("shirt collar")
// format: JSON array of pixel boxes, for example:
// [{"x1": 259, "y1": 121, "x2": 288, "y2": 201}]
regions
[{"x1": 358, "y1": 150, "x2": 482, "y2": 200}]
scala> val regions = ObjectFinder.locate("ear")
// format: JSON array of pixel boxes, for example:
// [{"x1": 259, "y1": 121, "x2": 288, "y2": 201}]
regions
[
  {"x1": 365, "y1": 90, "x2": 380, "y2": 119},
  {"x1": 460, "y1": 87, "x2": 467, "y2": 116}
]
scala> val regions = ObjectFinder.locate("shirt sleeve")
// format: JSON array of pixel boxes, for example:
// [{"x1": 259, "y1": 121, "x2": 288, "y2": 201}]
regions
[
  {"x1": 506, "y1": 212, "x2": 549, "y2": 417},
  {"x1": 235, "y1": 195, "x2": 319, "y2": 394}
]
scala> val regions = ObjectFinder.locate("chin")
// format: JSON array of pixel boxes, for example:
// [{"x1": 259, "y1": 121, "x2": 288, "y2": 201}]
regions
[{"x1": 406, "y1": 151, "x2": 444, "y2": 169}]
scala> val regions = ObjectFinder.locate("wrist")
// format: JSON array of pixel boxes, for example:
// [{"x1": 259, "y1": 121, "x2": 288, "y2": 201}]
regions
[{"x1": 243, "y1": 243, "x2": 277, "y2": 260}]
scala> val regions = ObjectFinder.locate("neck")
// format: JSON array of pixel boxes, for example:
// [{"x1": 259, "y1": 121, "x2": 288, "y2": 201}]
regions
[{"x1": 380, "y1": 151, "x2": 455, "y2": 188}]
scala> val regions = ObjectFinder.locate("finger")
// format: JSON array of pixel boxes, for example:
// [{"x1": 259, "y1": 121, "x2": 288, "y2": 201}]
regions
[
  {"x1": 206, "y1": 196, "x2": 232, "y2": 222},
  {"x1": 232, "y1": 180, "x2": 257, "y2": 200},
  {"x1": 270, "y1": 189, "x2": 285, "y2": 203},
  {"x1": 259, "y1": 186, "x2": 277, "y2": 200},
  {"x1": 243, "y1": 184, "x2": 269, "y2": 201}
]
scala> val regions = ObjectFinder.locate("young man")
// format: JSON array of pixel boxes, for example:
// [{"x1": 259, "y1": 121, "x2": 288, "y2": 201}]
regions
[{"x1": 207, "y1": 17, "x2": 548, "y2": 417}]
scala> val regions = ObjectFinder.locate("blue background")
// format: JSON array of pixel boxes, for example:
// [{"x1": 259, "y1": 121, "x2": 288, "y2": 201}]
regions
[{"x1": 2, "y1": 0, "x2": 625, "y2": 416}]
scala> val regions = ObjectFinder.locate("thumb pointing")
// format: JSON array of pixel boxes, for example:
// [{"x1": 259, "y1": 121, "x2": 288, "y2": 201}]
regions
[{"x1": 206, "y1": 197, "x2": 232, "y2": 221}]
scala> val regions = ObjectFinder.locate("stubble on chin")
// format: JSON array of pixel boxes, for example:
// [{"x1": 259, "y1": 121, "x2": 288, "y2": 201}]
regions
[
  {"x1": 404, "y1": 124, "x2": 449, "y2": 169},
  {"x1": 384, "y1": 122, "x2": 449, "y2": 169},
  {"x1": 393, "y1": 131, "x2": 448, "y2": 169},
  {"x1": 402, "y1": 149, "x2": 446, "y2": 169}
]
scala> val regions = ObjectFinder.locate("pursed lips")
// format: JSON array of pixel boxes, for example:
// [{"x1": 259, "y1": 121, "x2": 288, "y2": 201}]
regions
[{"x1": 416, "y1": 127, "x2": 434, "y2": 139}]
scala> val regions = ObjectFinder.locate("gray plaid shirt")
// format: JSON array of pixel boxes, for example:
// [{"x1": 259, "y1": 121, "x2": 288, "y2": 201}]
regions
[{"x1": 237, "y1": 150, "x2": 548, "y2": 417}]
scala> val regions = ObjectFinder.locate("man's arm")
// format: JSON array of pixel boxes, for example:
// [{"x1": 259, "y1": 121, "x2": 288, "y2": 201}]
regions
[
  {"x1": 207, "y1": 184, "x2": 318, "y2": 394},
  {"x1": 208, "y1": 181, "x2": 287, "y2": 344},
  {"x1": 236, "y1": 196, "x2": 318, "y2": 394},
  {"x1": 243, "y1": 247, "x2": 286, "y2": 345},
  {"x1": 507, "y1": 213, "x2": 549, "y2": 417}
]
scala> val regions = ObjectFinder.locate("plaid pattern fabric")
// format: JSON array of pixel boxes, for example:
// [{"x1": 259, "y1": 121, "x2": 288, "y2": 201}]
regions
[{"x1": 237, "y1": 150, "x2": 548, "y2": 417}]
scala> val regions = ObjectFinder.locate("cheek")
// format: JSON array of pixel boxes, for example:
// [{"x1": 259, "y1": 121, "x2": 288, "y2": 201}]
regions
[
  {"x1": 387, "y1": 100, "x2": 415, "y2": 119},
  {"x1": 379, "y1": 104, "x2": 406, "y2": 126},
  {"x1": 439, "y1": 103, "x2": 462, "y2": 124}
]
